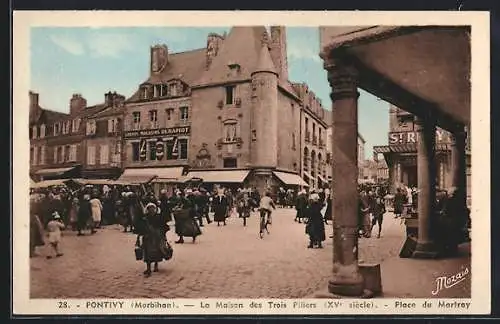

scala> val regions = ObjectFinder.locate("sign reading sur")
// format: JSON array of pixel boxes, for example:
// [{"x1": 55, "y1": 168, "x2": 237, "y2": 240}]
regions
[
  {"x1": 389, "y1": 130, "x2": 450, "y2": 146},
  {"x1": 124, "y1": 126, "x2": 190, "y2": 139}
]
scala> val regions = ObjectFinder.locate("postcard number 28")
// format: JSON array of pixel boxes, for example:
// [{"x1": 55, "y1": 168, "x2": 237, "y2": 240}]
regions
[{"x1": 58, "y1": 301, "x2": 69, "y2": 309}]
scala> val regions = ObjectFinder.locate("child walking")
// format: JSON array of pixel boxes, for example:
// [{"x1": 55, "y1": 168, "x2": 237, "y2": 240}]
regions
[{"x1": 46, "y1": 211, "x2": 65, "y2": 259}]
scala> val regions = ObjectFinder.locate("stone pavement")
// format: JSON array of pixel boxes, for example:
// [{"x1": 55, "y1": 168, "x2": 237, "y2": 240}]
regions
[{"x1": 30, "y1": 208, "x2": 424, "y2": 299}]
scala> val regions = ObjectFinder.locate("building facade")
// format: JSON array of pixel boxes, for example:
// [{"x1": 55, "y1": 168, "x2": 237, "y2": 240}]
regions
[
  {"x1": 119, "y1": 26, "x2": 330, "y2": 193},
  {"x1": 374, "y1": 105, "x2": 471, "y2": 195},
  {"x1": 82, "y1": 92, "x2": 127, "y2": 179}
]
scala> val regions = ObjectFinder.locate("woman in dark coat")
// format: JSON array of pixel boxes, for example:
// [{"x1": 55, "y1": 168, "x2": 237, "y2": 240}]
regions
[
  {"x1": 323, "y1": 194, "x2": 332, "y2": 224},
  {"x1": 305, "y1": 194, "x2": 326, "y2": 248},
  {"x1": 393, "y1": 188, "x2": 407, "y2": 218},
  {"x1": 136, "y1": 203, "x2": 168, "y2": 277},
  {"x1": 77, "y1": 194, "x2": 92, "y2": 236},
  {"x1": 173, "y1": 191, "x2": 202, "y2": 244},
  {"x1": 295, "y1": 190, "x2": 308, "y2": 223},
  {"x1": 30, "y1": 198, "x2": 45, "y2": 257},
  {"x1": 213, "y1": 189, "x2": 229, "y2": 226}
]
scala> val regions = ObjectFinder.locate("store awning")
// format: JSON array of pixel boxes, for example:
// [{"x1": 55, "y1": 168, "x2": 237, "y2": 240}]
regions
[
  {"x1": 35, "y1": 166, "x2": 77, "y2": 177},
  {"x1": 30, "y1": 179, "x2": 67, "y2": 189},
  {"x1": 273, "y1": 171, "x2": 309, "y2": 187},
  {"x1": 373, "y1": 143, "x2": 451, "y2": 154},
  {"x1": 152, "y1": 167, "x2": 184, "y2": 181},
  {"x1": 185, "y1": 170, "x2": 250, "y2": 183},
  {"x1": 117, "y1": 168, "x2": 159, "y2": 184}
]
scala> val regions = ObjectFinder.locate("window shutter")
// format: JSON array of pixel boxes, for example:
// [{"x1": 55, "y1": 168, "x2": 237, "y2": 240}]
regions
[
  {"x1": 40, "y1": 125, "x2": 46, "y2": 138},
  {"x1": 41, "y1": 146, "x2": 46, "y2": 164},
  {"x1": 33, "y1": 146, "x2": 38, "y2": 166},
  {"x1": 108, "y1": 119, "x2": 113, "y2": 133},
  {"x1": 53, "y1": 147, "x2": 58, "y2": 163}
]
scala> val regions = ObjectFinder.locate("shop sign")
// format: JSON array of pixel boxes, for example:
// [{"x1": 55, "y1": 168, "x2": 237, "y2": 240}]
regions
[
  {"x1": 156, "y1": 138, "x2": 164, "y2": 160},
  {"x1": 124, "y1": 126, "x2": 190, "y2": 139},
  {"x1": 388, "y1": 130, "x2": 449, "y2": 145}
]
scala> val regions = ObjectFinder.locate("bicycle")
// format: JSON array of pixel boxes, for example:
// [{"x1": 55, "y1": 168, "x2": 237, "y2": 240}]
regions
[{"x1": 259, "y1": 208, "x2": 271, "y2": 238}]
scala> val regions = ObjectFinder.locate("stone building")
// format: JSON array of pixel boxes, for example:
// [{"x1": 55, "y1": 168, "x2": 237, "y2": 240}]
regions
[
  {"x1": 29, "y1": 91, "x2": 107, "y2": 180},
  {"x1": 119, "y1": 26, "x2": 329, "y2": 193},
  {"x1": 374, "y1": 105, "x2": 471, "y2": 194},
  {"x1": 82, "y1": 91, "x2": 127, "y2": 179}
]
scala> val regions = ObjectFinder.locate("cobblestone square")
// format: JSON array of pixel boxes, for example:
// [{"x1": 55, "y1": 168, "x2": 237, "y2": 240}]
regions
[{"x1": 30, "y1": 208, "x2": 406, "y2": 299}]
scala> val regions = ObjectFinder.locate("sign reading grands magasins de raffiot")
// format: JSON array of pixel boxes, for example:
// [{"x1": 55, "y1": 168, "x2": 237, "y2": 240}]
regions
[{"x1": 124, "y1": 126, "x2": 191, "y2": 139}]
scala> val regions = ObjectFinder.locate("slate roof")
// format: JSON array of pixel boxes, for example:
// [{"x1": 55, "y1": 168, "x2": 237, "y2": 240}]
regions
[
  {"x1": 30, "y1": 106, "x2": 68, "y2": 125},
  {"x1": 90, "y1": 105, "x2": 126, "y2": 119}
]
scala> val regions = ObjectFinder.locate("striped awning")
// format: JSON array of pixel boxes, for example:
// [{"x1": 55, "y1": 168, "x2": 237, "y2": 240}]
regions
[
  {"x1": 373, "y1": 143, "x2": 451, "y2": 154},
  {"x1": 35, "y1": 166, "x2": 77, "y2": 177}
]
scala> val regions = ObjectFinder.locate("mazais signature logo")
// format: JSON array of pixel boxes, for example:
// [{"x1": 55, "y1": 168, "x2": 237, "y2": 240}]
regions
[{"x1": 431, "y1": 266, "x2": 469, "y2": 296}]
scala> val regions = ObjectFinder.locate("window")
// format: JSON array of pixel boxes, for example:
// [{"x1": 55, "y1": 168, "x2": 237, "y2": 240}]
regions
[
  {"x1": 32, "y1": 126, "x2": 38, "y2": 139},
  {"x1": 57, "y1": 146, "x2": 63, "y2": 163},
  {"x1": 86, "y1": 120, "x2": 96, "y2": 135},
  {"x1": 40, "y1": 146, "x2": 46, "y2": 164},
  {"x1": 100, "y1": 144, "x2": 109, "y2": 164},
  {"x1": 153, "y1": 85, "x2": 158, "y2": 98},
  {"x1": 225, "y1": 86, "x2": 235, "y2": 105},
  {"x1": 179, "y1": 138, "x2": 188, "y2": 159},
  {"x1": 87, "y1": 146, "x2": 96, "y2": 165},
  {"x1": 54, "y1": 123, "x2": 60, "y2": 136},
  {"x1": 223, "y1": 158, "x2": 237, "y2": 168},
  {"x1": 223, "y1": 121, "x2": 239, "y2": 142},
  {"x1": 169, "y1": 84, "x2": 177, "y2": 97},
  {"x1": 165, "y1": 108, "x2": 173, "y2": 121},
  {"x1": 62, "y1": 121, "x2": 70, "y2": 134},
  {"x1": 143, "y1": 87, "x2": 148, "y2": 100},
  {"x1": 64, "y1": 145, "x2": 70, "y2": 162},
  {"x1": 132, "y1": 142, "x2": 140, "y2": 161},
  {"x1": 132, "y1": 112, "x2": 141, "y2": 130},
  {"x1": 148, "y1": 141, "x2": 156, "y2": 160},
  {"x1": 108, "y1": 119, "x2": 118, "y2": 133},
  {"x1": 149, "y1": 110, "x2": 158, "y2": 128},
  {"x1": 40, "y1": 124, "x2": 46, "y2": 138},
  {"x1": 179, "y1": 107, "x2": 189, "y2": 122},
  {"x1": 161, "y1": 84, "x2": 168, "y2": 97},
  {"x1": 69, "y1": 145, "x2": 77, "y2": 162},
  {"x1": 166, "y1": 140, "x2": 174, "y2": 160},
  {"x1": 72, "y1": 119, "x2": 81, "y2": 132}
]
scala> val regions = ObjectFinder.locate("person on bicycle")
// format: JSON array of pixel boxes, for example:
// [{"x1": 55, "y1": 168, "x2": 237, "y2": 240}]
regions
[{"x1": 259, "y1": 191, "x2": 276, "y2": 226}]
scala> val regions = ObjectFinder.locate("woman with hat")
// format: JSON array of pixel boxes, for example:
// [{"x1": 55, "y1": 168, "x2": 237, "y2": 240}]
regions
[
  {"x1": 46, "y1": 211, "x2": 65, "y2": 258},
  {"x1": 305, "y1": 193, "x2": 326, "y2": 248},
  {"x1": 135, "y1": 202, "x2": 169, "y2": 277},
  {"x1": 77, "y1": 194, "x2": 93, "y2": 236}
]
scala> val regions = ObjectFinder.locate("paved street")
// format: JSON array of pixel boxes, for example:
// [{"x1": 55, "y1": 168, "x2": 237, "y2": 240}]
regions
[{"x1": 30, "y1": 208, "x2": 408, "y2": 298}]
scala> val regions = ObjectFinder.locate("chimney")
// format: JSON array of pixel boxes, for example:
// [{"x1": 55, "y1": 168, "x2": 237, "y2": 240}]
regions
[
  {"x1": 70, "y1": 94, "x2": 87, "y2": 115},
  {"x1": 269, "y1": 26, "x2": 289, "y2": 81},
  {"x1": 105, "y1": 91, "x2": 113, "y2": 106},
  {"x1": 206, "y1": 33, "x2": 224, "y2": 69},
  {"x1": 150, "y1": 45, "x2": 169, "y2": 74},
  {"x1": 29, "y1": 91, "x2": 39, "y2": 117}
]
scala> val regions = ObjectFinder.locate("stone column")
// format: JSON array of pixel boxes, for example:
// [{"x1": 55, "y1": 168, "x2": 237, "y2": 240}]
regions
[
  {"x1": 412, "y1": 116, "x2": 439, "y2": 258},
  {"x1": 451, "y1": 126, "x2": 467, "y2": 207},
  {"x1": 323, "y1": 58, "x2": 364, "y2": 296}
]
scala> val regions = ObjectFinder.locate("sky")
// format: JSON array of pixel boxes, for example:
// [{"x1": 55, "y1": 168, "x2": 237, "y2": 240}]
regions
[{"x1": 30, "y1": 27, "x2": 390, "y2": 159}]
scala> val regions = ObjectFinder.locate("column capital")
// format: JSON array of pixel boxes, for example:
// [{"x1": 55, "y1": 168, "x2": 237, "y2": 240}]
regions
[
  {"x1": 414, "y1": 115, "x2": 437, "y2": 131},
  {"x1": 322, "y1": 55, "x2": 359, "y2": 102}
]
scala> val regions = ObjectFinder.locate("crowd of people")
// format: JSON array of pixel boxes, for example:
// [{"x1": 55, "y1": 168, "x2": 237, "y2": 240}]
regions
[{"x1": 29, "y1": 178, "x2": 470, "y2": 275}]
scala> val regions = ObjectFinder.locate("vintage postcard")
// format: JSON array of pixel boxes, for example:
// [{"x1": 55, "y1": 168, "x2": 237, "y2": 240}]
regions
[{"x1": 12, "y1": 11, "x2": 490, "y2": 316}]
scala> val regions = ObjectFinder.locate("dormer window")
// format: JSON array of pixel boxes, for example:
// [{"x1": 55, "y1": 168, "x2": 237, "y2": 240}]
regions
[
  {"x1": 142, "y1": 87, "x2": 148, "y2": 100},
  {"x1": 161, "y1": 84, "x2": 168, "y2": 97},
  {"x1": 54, "y1": 122, "x2": 60, "y2": 136},
  {"x1": 169, "y1": 83, "x2": 177, "y2": 97},
  {"x1": 228, "y1": 63, "x2": 241, "y2": 77},
  {"x1": 32, "y1": 126, "x2": 38, "y2": 139},
  {"x1": 72, "y1": 119, "x2": 81, "y2": 132},
  {"x1": 86, "y1": 120, "x2": 97, "y2": 135}
]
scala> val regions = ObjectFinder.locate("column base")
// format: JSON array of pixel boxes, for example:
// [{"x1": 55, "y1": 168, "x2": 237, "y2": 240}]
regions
[
  {"x1": 412, "y1": 241, "x2": 439, "y2": 259},
  {"x1": 328, "y1": 264, "x2": 364, "y2": 297}
]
